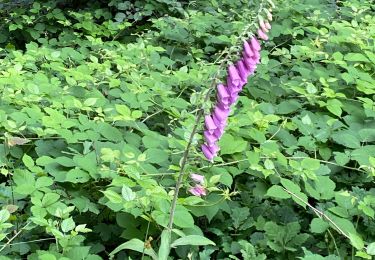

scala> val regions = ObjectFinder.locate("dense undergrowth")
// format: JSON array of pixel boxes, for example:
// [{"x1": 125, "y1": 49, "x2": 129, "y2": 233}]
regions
[{"x1": 0, "y1": 0, "x2": 374, "y2": 259}]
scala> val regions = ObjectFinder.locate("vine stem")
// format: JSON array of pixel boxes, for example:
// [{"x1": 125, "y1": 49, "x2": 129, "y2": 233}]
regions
[{"x1": 166, "y1": 0, "x2": 266, "y2": 232}]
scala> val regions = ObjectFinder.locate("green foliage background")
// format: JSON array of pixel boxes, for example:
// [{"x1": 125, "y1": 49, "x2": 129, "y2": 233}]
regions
[{"x1": 0, "y1": 0, "x2": 374, "y2": 259}]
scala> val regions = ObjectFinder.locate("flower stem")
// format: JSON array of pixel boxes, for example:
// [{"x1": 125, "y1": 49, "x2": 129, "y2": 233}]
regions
[{"x1": 166, "y1": 0, "x2": 267, "y2": 233}]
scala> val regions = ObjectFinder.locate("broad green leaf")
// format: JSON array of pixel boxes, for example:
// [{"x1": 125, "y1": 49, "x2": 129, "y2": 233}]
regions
[
  {"x1": 171, "y1": 235, "x2": 215, "y2": 247},
  {"x1": 22, "y1": 154, "x2": 34, "y2": 169},
  {"x1": 349, "y1": 232, "x2": 364, "y2": 250},
  {"x1": 326, "y1": 99, "x2": 342, "y2": 117},
  {"x1": 310, "y1": 218, "x2": 329, "y2": 233},
  {"x1": 121, "y1": 185, "x2": 136, "y2": 201},
  {"x1": 0, "y1": 210, "x2": 10, "y2": 223},
  {"x1": 109, "y1": 239, "x2": 158, "y2": 259},
  {"x1": 266, "y1": 185, "x2": 291, "y2": 199},
  {"x1": 61, "y1": 217, "x2": 75, "y2": 233},
  {"x1": 344, "y1": 53, "x2": 370, "y2": 63},
  {"x1": 219, "y1": 134, "x2": 247, "y2": 155},
  {"x1": 367, "y1": 242, "x2": 375, "y2": 255},
  {"x1": 102, "y1": 190, "x2": 123, "y2": 204}
]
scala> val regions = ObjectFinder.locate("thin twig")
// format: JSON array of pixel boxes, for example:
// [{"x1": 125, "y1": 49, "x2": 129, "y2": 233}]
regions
[
  {"x1": 0, "y1": 222, "x2": 31, "y2": 253},
  {"x1": 282, "y1": 187, "x2": 350, "y2": 240},
  {"x1": 198, "y1": 156, "x2": 369, "y2": 174},
  {"x1": 0, "y1": 237, "x2": 55, "y2": 247}
]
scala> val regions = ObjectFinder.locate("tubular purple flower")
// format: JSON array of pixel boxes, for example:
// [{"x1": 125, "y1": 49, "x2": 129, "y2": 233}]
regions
[
  {"x1": 243, "y1": 40, "x2": 254, "y2": 57},
  {"x1": 190, "y1": 173, "x2": 204, "y2": 184},
  {"x1": 229, "y1": 92, "x2": 239, "y2": 104},
  {"x1": 207, "y1": 142, "x2": 220, "y2": 154},
  {"x1": 214, "y1": 126, "x2": 225, "y2": 139},
  {"x1": 236, "y1": 60, "x2": 250, "y2": 83},
  {"x1": 228, "y1": 64, "x2": 241, "y2": 87},
  {"x1": 243, "y1": 56, "x2": 257, "y2": 72},
  {"x1": 217, "y1": 84, "x2": 230, "y2": 106},
  {"x1": 204, "y1": 115, "x2": 217, "y2": 134},
  {"x1": 258, "y1": 28, "x2": 269, "y2": 41},
  {"x1": 213, "y1": 105, "x2": 230, "y2": 122},
  {"x1": 212, "y1": 113, "x2": 227, "y2": 128},
  {"x1": 250, "y1": 36, "x2": 261, "y2": 52},
  {"x1": 204, "y1": 130, "x2": 218, "y2": 145},
  {"x1": 259, "y1": 19, "x2": 269, "y2": 33},
  {"x1": 201, "y1": 144, "x2": 215, "y2": 161},
  {"x1": 227, "y1": 78, "x2": 242, "y2": 95},
  {"x1": 189, "y1": 185, "x2": 206, "y2": 197}
]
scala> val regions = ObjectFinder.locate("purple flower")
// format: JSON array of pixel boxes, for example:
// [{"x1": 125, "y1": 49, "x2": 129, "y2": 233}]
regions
[
  {"x1": 250, "y1": 36, "x2": 261, "y2": 52},
  {"x1": 243, "y1": 40, "x2": 254, "y2": 57},
  {"x1": 201, "y1": 144, "x2": 215, "y2": 161},
  {"x1": 229, "y1": 92, "x2": 239, "y2": 104},
  {"x1": 257, "y1": 28, "x2": 269, "y2": 41},
  {"x1": 189, "y1": 185, "x2": 206, "y2": 197},
  {"x1": 207, "y1": 142, "x2": 219, "y2": 154},
  {"x1": 228, "y1": 65, "x2": 241, "y2": 87},
  {"x1": 243, "y1": 58, "x2": 257, "y2": 73},
  {"x1": 213, "y1": 105, "x2": 230, "y2": 122},
  {"x1": 204, "y1": 115, "x2": 217, "y2": 134},
  {"x1": 190, "y1": 173, "x2": 204, "y2": 184},
  {"x1": 204, "y1": 130, "x2": 218, "y2": 145},
  {"x1": 227, "y1": 79, "x2": 242, "y2": 96},
  {"x1": 236, "y1": 60, "x2": 250, "y2": 83},
  {"x1": 214, "y1": 126, "x2": 225, "y2": 139},
  {"x1": 217, "y1": 84, "x2": 230, "y2": 106}
]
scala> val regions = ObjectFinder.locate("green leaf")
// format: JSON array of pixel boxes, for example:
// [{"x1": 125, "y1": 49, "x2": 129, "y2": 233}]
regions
[
  {"x1": 331, "y1": 132, "x2": 361, "y2": 149},
  {"x1": 344, "y1": 53, "x2": 370, "y2": 63},
  {"x1": 109, "y1": 239, "x2": 158, "y2": 259},
  {"x1": 0, "y1": 210, "x2": 10, "y2": 223},
  {"x1": 145, "y1": 148, "x2": 168, "y2": 164},
  {"x1": 326, "y1": 99, "x2": 342, "y2": 117},
  {"x1": 35, "y1": 177, "x2": 53, "y2": 188},
  {"x1": 367, "y1": 242, "x2": 375, "y2": 255},
  {"x1": 121, "y1": 185, "x2": 136, "y2": 202},
  {"x1": 301, "y1": 158, "x2": 320, "y2": 170},
  {"x1": 266, "y1": 185, "x2": 291, "y2": 199},
  {"x1": 42, "y1": 193, "x2": 60, "y2": 207},
  {"x1": 158, "y1": 230, "x2": 171, "y2": 260},
  {"x1": 22, "y1": 154, "x2": 35, "y2": 169},
  {"x1": 349, "y1": 233, "x2": 364, "y2": 250},
  {"x1": 174, "y1": 207, "x2": 194, "y2": 228},
  {"x1": 310, "y1": 218, "x2": 329, "y2": 233},
  {"x1": 102, "y1": 190, "x2": 123, "y2": 204},
  {"x1": 171, "y1": 235, "x2": 215, "y2": 248},
  {"x1": 276, "y1": 100, "x2": 302, "y2": 114},
  {"x1": 61, "y1": 217, "x2": 75, "y2": 233},
  {"x1": 219, "y1": 134, "x2": 247, "y2": 155}
]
